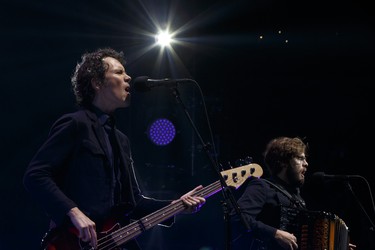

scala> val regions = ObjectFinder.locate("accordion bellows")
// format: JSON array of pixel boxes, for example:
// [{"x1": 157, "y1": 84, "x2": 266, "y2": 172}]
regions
[{"x1": 280, "y1": 206, "x2": 349, "y2": 250}]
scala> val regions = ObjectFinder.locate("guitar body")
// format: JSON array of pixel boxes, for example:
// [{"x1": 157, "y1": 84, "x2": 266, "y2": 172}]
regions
[
  {"x1": 42, "y1": 227, "x2": 82, "y2": 250},
  {"x1": 41, "y1": 224, "x2": 121, "y2": 250}
]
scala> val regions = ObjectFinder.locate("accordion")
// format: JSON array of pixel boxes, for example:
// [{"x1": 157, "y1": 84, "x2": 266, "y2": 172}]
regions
[{"x1": 280, "y1": 206, "x2": 349, "y2": 250}]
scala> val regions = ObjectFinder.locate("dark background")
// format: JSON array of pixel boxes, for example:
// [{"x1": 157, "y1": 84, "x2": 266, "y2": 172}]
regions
[{"x1": 1, "y1": 0, "x2": 375, "y2": 249}]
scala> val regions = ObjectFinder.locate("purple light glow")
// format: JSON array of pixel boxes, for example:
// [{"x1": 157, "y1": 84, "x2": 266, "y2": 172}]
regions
[{"x1": 148, "y1": 118, "x2": 176, "y2": 146}]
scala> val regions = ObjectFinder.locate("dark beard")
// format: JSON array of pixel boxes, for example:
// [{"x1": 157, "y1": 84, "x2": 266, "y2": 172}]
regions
[{"x1": 286, "y1": 166, "x2": 304, "y2": 187}]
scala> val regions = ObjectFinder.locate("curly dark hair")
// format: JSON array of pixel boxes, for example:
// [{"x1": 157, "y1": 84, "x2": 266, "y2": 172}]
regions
[
  {"x1": 263, "y1": 136, "x2": 308, "y2": 175},
  {"x1": 71, "y1": 47, "x2": 126, "y2": 107}
]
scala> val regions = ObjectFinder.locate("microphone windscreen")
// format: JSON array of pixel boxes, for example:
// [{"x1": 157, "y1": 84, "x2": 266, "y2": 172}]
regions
[{"x1": 133, "y1": 76, "x2": 150, "y2": 92}]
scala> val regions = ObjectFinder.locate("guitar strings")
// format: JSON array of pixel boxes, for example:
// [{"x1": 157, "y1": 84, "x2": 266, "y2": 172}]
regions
[
  {"x1": 96, "y1": 181, "x2": 223, "y2": 250},
  {"x1": 96, "y1": 164, "x2": 259, "y2": 250}
]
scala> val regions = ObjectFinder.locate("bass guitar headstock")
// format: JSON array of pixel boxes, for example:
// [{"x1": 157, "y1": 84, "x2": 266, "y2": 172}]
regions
[{"x1": 221, "y1": 163, "x2": 263, "y2": 189}]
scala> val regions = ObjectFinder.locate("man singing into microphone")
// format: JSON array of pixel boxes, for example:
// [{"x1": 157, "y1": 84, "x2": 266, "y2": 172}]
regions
[
  {"x1": 23, "y1": 47, "x2": 206, "y2": 250},
  {"x1": 230, "y1": 136, "x2": 356, "y2": 250}
]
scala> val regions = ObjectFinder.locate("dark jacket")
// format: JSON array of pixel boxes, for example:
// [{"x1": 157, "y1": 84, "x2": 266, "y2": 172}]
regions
[
  {"x1": 230, "y1": 176, "x2": 305, "y2": 250},
  {"x1": 24, "y1": 108, "x2": 172, "y2": 248}
]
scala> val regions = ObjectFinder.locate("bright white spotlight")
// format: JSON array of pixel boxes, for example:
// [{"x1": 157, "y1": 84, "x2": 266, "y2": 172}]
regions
[{"x1": 155, "y1": 30, "x2": 174, "y2": 47}]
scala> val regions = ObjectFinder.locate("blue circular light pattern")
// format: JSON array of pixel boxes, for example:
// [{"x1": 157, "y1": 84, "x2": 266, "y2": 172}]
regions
[{"x1": 148, "y1": 118, "x2": 176, "y2": 146}]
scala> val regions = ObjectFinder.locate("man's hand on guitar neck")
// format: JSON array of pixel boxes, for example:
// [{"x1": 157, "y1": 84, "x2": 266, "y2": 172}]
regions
[
  {"x1": 67, "y1": 207, "x2": 97, "y2": 248},
  {"x1": 172, "y1": 185, "x2": 206, "y2": 214}
]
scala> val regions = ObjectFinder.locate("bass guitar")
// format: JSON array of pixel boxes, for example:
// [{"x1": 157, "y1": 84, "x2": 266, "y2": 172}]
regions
[{"x1": 41, "y1": 163, "x2": 263, "y2": 250}]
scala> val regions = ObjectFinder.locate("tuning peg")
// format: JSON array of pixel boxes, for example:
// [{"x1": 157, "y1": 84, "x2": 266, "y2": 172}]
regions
[
  {"x1": 241, "y1": 170, "x2": 247, "y2": 177},
  {"x1": 232, "y1": 172, "x2": 238, "y2": 183}
]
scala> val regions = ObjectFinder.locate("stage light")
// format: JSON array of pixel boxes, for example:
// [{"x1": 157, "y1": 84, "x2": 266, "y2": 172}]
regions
[
  {"x1": 147, "y1": 118, "x2": 176, "y2": 146},
  {"x1": 155, "y1": 30, "x2": 174, "y2": 48}
]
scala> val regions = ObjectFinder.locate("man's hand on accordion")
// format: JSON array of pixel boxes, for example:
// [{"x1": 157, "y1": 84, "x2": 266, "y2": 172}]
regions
[
  {"x1": 274, "y1": 228, "x2": 357, "y2": 250},
  {"x1": 274, "y1": 229, "x2": 298, "y2": 250}
]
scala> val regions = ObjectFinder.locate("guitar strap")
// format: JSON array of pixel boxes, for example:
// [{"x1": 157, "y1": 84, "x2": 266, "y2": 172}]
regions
[{"x1": 263, "y1": 179, "x2": 306, "y2": 209}]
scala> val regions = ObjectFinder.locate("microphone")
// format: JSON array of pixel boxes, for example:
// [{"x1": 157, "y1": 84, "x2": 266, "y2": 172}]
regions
[
  {"x1": 312, "y1": 172, "x2": 361, "y2": 181},
  {"x1": 133, "y1": 76, "x2": 194, "y2": 92}
]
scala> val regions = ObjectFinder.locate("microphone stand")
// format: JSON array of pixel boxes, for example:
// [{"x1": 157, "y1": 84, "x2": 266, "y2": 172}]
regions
[
  {"x1": 170, "y1": 87, "x2": 250, "y2": 250},
  {"x1": 345, "y1": 180, "x2": 375, "y2": 235}
]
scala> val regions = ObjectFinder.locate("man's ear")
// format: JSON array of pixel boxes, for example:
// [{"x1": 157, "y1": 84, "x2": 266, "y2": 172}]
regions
[
  {"x1": 280, "y1": 161, "x2": 289, "y2": 170},
  {"x1": 91, "y1": 78, "x2": 101, "y2": 91}
]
